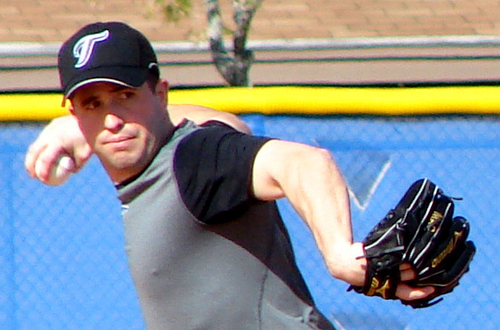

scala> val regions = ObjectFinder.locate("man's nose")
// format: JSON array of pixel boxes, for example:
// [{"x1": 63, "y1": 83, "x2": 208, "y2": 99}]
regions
[{"x1": 104, "y1": 110, "x2": 125, "y2": 132}]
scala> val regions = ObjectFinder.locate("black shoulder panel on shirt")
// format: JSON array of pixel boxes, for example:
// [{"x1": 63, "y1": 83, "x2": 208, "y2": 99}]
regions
[{"x1": 174, "y1": 125, "x2": 271, "y2": 224}]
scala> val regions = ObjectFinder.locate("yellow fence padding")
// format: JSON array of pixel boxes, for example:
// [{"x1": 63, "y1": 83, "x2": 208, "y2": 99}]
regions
[
  {"x1": 1, "y1": 86, "x2": 500, "y2": 121},
  {"x1": 0, "y1": 94, "x2": 69, "y2": 121},
  {"x1": 168, "y1": 86, "x2": 500, "y2": 115}
]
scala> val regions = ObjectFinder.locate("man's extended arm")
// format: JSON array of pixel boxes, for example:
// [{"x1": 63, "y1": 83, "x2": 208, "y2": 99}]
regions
[{"x1": 251, "y1": 139, "x2": 434, "y2": 301}]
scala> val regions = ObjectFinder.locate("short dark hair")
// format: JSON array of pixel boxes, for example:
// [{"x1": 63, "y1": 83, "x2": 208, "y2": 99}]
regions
[{"x1": 145, "y1": 68, "x2": 160, "y2": 92}]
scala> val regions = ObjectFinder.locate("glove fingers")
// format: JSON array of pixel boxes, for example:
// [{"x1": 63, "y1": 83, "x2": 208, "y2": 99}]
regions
[
  {"x1": 396, "y1": 178, "x2": 436, "y2": 212},
  {"x1": 364, "y1": 178, "x2": 438, "y2": 253},
  {"x1": 444, "y1": 240, "x2": 476, "y2": 283},
  {"x1": 401, "y1": 181, "x2": 442, "y2": 253},
  {"x1": 414, "y1": 217, "x2": 471, "y2": 281},
  {"x1": 396, "y1": 179, "x2": 438, "y2": 236},
  {"x1": 404, "y1": 241, "x2": 476, "y2": 309},
  {"x1": 418, "y1": 240, "x2": 476, "y2": 287},
  {"x1": 405, "y1": 195, "x2": 454, "y2": 267}
]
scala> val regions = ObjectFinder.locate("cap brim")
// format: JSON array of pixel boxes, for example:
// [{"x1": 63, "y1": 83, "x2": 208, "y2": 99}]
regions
[{"x1": 64, "y1": 66, "x2": 149, "y2": 99}]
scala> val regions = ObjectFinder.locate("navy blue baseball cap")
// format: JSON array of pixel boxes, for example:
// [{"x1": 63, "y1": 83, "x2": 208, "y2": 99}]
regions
[{"x1": 58, "y1": 22, "x2": 159, "y2": 103}]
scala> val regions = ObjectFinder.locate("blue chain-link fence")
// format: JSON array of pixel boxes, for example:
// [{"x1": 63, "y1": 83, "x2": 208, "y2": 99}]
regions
[{"x1": 1, "y1": 114, "x2": 498, "y2": 330}]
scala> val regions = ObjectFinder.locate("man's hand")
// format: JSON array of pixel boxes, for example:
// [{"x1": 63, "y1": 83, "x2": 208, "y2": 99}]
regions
[
  {"x1": 396, "y1": 263, "x2": 435, "y2": 301},
  {"x1": 326, "y1": 242, "x2": 434, "y2": 302},
  {"x1": 25, "y1": 115, "x2": 92, "y2": 184}
]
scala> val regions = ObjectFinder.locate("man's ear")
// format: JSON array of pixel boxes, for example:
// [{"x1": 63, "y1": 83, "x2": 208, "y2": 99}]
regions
[
  {"x1": 68, "y1": 104, "x2": 75, "y2": 115},
  {"x1": 156, "y1": 79, "x2": 169, "y2": 106}
]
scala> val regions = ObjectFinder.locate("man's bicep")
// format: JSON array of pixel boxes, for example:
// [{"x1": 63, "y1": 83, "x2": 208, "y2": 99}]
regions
[
  {"x1": 252, "y1": 139, "x2": 336, "y2": 202},
  {"x1": 251, "y1": 140, "x2": 292, "y2": 201}
]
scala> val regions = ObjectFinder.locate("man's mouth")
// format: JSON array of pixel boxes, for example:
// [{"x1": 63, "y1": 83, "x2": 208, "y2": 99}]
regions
[{"x1": 104, "y1": 136, "x2": 134, "y2": 150}]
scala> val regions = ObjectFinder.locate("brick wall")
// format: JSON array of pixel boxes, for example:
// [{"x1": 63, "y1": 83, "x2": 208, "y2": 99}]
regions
[{"x1": 1, "y1": 0, "x2": 499, "y2": 43}]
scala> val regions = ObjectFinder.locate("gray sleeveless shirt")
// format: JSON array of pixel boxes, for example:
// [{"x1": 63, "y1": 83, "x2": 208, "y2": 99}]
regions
[{"x1": 117, "y1": 121, "x2": 335, "y2": 330}]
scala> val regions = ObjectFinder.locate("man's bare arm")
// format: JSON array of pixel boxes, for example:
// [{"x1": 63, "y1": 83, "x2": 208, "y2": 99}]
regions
[
  {"x1": 25, "y1": 105, "x2": 250, "y2": 184},
  {"x1": 251, "y1": 139, "x2": 434, "y2": 301}
]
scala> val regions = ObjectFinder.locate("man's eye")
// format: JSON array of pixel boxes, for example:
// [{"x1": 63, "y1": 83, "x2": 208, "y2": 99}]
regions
[
  {"x1": 86, "y1": 100, "x2": 101, "y2": 110},
  {"x1": 120, "y1": 91, "x2": 135, "y2": 99}
]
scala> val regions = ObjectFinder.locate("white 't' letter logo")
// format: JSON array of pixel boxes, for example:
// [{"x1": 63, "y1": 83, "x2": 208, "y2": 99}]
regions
[{"x1": 73, "y1": 30, "x2": 110, "y2": 68}]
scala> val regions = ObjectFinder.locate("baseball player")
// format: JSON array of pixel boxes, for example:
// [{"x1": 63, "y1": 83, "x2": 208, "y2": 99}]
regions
[{"x1": 26, "y1": 22, "x2": 434, "y2": 329}]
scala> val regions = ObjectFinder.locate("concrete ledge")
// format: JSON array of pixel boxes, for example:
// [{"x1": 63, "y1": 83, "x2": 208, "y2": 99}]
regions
[
  {"x1": 3, "y1": 35, "x2": 500, "y2": 56},
  {"x1": 2, "y1": 36, "x2": 500, "y2": 92}
]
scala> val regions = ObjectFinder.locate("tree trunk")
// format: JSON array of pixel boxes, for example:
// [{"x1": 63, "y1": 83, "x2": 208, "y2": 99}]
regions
[{"x1": 205, "y1": 0, "x2": 262, "y2": 86}]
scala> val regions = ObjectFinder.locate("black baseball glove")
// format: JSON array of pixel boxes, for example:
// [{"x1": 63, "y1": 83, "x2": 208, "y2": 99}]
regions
[{"x1": 349, "y1": 178, "x2": 476, "y2": 308}]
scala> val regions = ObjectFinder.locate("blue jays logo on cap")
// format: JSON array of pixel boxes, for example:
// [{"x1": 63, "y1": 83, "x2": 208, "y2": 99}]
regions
[{"x1": 73, "y1": 30, "x2": 110, "y2": 68}]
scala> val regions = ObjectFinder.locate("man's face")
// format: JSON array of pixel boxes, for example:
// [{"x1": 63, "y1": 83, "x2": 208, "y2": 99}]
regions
[{"x1": 69, "y1": 80, "x2": 170, "y2": 183}]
